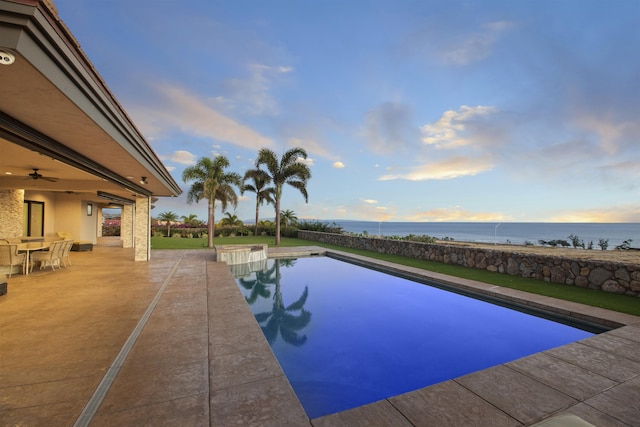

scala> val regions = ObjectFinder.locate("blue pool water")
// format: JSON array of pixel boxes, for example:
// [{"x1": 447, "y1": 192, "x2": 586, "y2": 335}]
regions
[{"x1": 233, "y1": 256, "x2": 594, "y2": 419}]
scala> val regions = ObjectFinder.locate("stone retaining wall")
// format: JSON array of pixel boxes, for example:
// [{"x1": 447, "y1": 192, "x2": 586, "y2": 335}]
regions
[{"x1": 298, "y1": 231, "x2": 640, "y2": 297}]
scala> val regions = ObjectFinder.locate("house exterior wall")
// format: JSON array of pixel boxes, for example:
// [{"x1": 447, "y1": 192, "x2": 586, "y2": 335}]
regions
[
  {"x1": 52, "y1": 193, "x2": 82, "y2": 241},
  {"x1": 0, "y1": 189, "x2": 24, "y2": 238},
  {"x1": 80, "y1": 200, "x2": 97, "y2": 244}
]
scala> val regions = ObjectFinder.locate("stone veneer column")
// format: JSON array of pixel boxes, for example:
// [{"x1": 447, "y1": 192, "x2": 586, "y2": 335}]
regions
[
  {"x1": 0, "y1": 189, "x2": 24, "y2": 238},
  {"x1": 134, "y1": 196, "x2": 150, "y2": 261},
  {"x1": 96, "y1": 208, "x2": 103, "y2": 237},
  {"x1": 121, "y1": 204, "x2": 134, "y2": 248}
]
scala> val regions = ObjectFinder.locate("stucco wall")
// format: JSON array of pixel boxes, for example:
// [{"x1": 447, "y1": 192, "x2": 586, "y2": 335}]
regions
[
  {"x1": 52, "y1": 193, "x2": 82, "y2": 240},
  {"x1": 0, "y1": 189, "x2": 24, "y2": 238},
  {"x1": 80, "y1": 201, "x2": 97, "y2": 244},
  {"x1": 299, "y1": 231, "x2": 640, "y2": 297}
]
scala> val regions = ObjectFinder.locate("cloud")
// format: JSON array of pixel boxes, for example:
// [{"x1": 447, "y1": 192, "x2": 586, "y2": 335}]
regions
[
  {"x1": 571, "y1": 111, "x2": 640, "y2": 156},
  {"x1": 362, "y1": 199, "x2": 378, "y2": 204},
  {"x1": 354, "y1": 204, "x2": 397, "y2": 221},
  {"x1": 168, "y1": 150, "x2": 196, "y2": 165},
  {"x1": 364, "y1": 102, "x2": 419, "y2": 153},
  {"x1": 131, "y1": 84, "x2": 274, "y2": 150},
  {"x1": 296, "y1": 157, "x2": 314, "y2": 166},
  {"x1": 222, "y1": 63, "x2": 293, "y2": 115},
  {"x1": 600, "y1": 160, "x2": 640, "y2": 176},
  {"x1": 547, "y1": 203, "x2": 640, "y2": 223},
  {"x1": 378, "y1": 155, "x2": 493, "y2": 181},
  {"x1": 333, "y1": 161, "x2": 345, "y2": 169},
  {"x1": 287, "y1": 136, "x2": 335, "y2": 160},
  {"x1": 421, "y1": 105, "x2": 497, "y2": 148},
  {"x1": 406, "y1": 207, "x2": 512, "y2": 222},
  {"x1": 440, "y1": 21, "x2": 515, "y2": 65}
]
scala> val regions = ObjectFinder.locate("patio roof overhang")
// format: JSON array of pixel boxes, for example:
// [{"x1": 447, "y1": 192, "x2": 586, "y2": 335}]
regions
[{"x1": 0, "y1": 0, "x2": 181, "y2": 203}]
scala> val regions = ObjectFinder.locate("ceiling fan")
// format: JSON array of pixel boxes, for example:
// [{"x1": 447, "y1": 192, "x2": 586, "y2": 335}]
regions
[{"x1": 28, "y1": 168, "x2": 59, "y2": 182}]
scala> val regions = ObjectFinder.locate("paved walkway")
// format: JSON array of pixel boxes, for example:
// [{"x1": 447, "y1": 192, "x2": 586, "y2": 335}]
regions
[{"x1": 1, "y1": 240, "x2": 639, "y2": 426}]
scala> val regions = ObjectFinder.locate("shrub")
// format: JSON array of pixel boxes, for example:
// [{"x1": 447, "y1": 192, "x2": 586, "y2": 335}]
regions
[
  {"x1": 403, "y1": 234, "x2": 437, "y2": 244},
  {"x1": 102, "y1": 225, "x2": 121, "y2": 236},
  {"x1": 615, "y1": 239, "x2": 633, "y2": 250},
  {"x1": 598, "y1": 238, "x2": 609, "y2": 251},
  {"x1": 297, "y1": 220, "x2": 344, "y2": 234},
  {"x1": 568, "y1": 234, "x2": 585, "y2": 249},
  {"x1": 540, "y1": 239, "x2": 570, "y2": 247}
]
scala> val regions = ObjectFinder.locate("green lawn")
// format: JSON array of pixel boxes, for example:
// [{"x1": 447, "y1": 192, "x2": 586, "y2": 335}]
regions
[
  {"x1": 151, "y1": 236, "x2": 640, "y2": 316},
  {"x1": 151, "y1": 235, "x2": 306, "y2": 249}
]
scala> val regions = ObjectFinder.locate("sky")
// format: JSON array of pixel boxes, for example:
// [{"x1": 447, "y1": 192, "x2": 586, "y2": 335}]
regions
[{"x1": 54, "y1": 0, "x2": 640, "y2": 224}]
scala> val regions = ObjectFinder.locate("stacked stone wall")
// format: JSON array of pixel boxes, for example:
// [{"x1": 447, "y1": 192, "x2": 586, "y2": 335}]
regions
[
  {"x1": 0, "y1": 190, "x2": 24, "y2": 238},
  {"x1": 298, "y1": 231, "x2": 640, "y2": 297}
]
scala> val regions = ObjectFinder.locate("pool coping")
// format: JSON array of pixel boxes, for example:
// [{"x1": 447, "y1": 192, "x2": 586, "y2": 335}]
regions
[{"x1": 265, "y1": 246, "x2": 640, "y2": 425}]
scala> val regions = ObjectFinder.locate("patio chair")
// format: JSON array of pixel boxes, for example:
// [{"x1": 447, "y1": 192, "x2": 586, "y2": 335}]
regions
[
  {"x1": 60, "y1": 239, "x2": 74, "y2": 267},
  {"x1": 30, "y1": 240, "x2": 64, "y2": 272},
  {"x1": 0, "y1": 244, "x2": 27, "y2": 277}
]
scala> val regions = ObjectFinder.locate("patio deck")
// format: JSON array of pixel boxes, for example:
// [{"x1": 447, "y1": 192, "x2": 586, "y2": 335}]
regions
[{"x1": 1, "y1": 238, "x2": 639, "y2": 426}]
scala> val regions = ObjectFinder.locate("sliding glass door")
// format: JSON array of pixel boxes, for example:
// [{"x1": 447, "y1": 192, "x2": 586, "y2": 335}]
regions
[{"x1": 23, "y1": 200, "x2": 44, "y2": 237}]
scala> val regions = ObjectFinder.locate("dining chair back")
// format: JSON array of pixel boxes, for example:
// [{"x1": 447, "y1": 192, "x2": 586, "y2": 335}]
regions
[
  {"x1": 60, "y1": 239, "x2": 74, "y2": 267},
  {"x1": 30, "y1": 240, "x2": 64, "y2": 272},
  {"x1": 0, "y1": 244, "x2": 27, "y2": 277}
]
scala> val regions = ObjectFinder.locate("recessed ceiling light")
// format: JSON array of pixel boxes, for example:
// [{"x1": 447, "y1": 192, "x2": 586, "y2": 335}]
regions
[{"x1": 5, "y1": 172, "x2": 12, "y2": 175}]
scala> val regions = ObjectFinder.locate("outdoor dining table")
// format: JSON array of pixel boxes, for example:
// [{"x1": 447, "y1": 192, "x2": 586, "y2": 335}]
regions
[{"x1": 17, "y1": 242, "x2": 50, "y2": 275}]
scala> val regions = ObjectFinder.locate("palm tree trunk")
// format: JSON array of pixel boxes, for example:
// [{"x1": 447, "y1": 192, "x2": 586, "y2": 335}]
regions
[
  {"x1": 254, "y1": 201, "x2": 260, "y2": 236},
  {"x1": 274, "y1": 186, "x2": 281, "y2": 245},
  {"x1": 207, "y1": 199, "x2": 215, "y2": 248}
]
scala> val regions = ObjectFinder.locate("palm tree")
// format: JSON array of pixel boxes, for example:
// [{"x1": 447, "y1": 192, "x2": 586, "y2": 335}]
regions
[
  {"x1": 219, "y1": 212, "x2": 243, "y2": 227},
  {"x1": 182, "y1": 156, "x2": 241, "y2": 248},
  {"x1": 157, "y1": 211, "x2": 178, "y2": 236},
  {"x1": 255, "y1": 147, "x2": 312, "y2": 245},
  {"x1": 280, "y1": 209, "x2": 298, "y2": 227},
  {"x1": 241, "y1": 169, "x2": 275, "y2": 236},
  {"x1": 181, "y1": 213, "x2": 199, "y2": 226}
]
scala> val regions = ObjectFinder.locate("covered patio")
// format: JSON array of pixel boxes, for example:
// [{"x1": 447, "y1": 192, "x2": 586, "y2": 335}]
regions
[
  {"x1": 2, "y1": 240, "x2": 639, "y2": 426},
  {"x1": 0, "y1": 0, "x2": 181, "y2": 261}
]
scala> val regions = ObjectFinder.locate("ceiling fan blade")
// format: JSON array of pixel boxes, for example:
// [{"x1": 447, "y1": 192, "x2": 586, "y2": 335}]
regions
[{"x1": 27, "y1": 168, "x2": 59, "y2": 182}]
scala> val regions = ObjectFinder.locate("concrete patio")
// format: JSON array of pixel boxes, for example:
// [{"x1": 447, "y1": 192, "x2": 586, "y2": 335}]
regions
[{"x1": 1, "y1": 238, "x2": 639, "y2": 426}]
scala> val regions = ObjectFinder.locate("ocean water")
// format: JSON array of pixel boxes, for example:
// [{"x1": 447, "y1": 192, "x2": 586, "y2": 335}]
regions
[{"x1": 331, "y1": 221, "x2": 639, "y2": 249}]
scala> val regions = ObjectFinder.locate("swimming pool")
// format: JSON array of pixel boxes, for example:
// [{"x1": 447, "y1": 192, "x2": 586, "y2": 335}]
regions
[{"x1": 232, "y1": 256, "x2": 595, "y2": 419}]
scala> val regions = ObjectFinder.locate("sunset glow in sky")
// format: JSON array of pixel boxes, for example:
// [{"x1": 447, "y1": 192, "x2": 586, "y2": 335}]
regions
[{"x1": 55, "y1": 0, "x2": 640, "y2": 223}]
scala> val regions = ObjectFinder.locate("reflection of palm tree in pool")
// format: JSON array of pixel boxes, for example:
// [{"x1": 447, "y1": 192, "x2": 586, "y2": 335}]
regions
[
  {"x1": 238, "y1": 262, "x2": 277, "y2": 304},
  {"x1": 254, "y1": 259, "x2": 311, "y2": 346}
]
